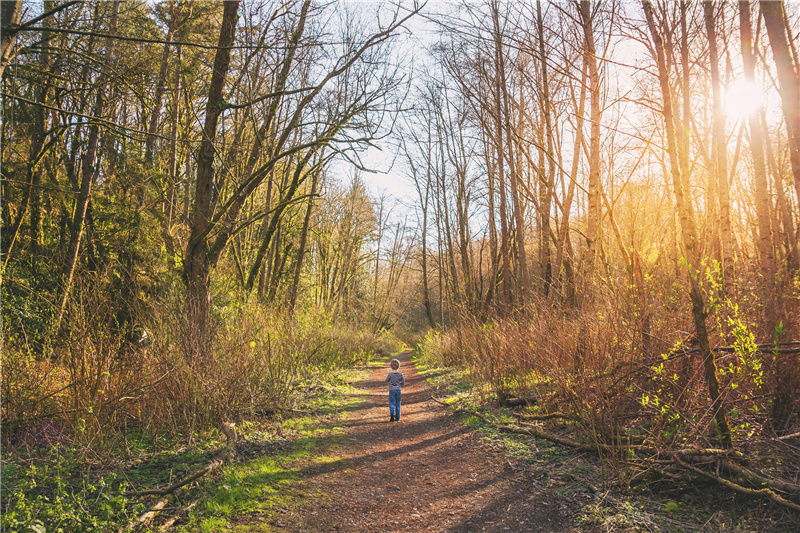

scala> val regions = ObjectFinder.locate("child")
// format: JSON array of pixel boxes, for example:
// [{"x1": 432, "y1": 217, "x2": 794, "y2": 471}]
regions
[{"x1": 385, "y1": 358, "x2": 405, "y2": 422}]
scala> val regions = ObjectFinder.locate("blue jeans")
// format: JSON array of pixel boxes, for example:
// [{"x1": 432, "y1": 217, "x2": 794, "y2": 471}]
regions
[{"x1": 389, "y1": 390, "x2": 401, "y2": 419}]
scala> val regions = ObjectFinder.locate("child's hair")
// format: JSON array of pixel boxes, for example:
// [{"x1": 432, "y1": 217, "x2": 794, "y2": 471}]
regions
[{"x1": 390, "y1": 359, "x2": 400, "y2": 370}]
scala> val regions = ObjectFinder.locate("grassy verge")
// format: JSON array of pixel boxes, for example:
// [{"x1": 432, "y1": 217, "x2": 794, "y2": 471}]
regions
[
  {"x1": 413, "y1": 350, "x2": 800, "y2": 533},
  {"x1": 2, "y1": 361, "x2": 379, "y2": 533}
]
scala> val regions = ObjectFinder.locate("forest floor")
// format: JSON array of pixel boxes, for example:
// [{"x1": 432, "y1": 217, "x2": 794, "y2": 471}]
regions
[{"x1": 233, "y1": 349, "x2": 587, "y2": 532}]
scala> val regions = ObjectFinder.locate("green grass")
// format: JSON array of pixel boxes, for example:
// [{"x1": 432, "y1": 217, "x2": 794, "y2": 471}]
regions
[
  {"x1": 1, "y1": 354, "x2": 388, "y2": 533},
  {"x1": 178, "y1": 352, "x2": 404, "y2": 532}
]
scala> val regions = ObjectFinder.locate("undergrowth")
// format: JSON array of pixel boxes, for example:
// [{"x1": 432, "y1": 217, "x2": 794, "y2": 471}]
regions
[
  {"x1": 2, "y1": 344, "x2": 389, "y2": 532},
  {"x1": 415, "y1": 348, "x2": 800, "y2": 532}
]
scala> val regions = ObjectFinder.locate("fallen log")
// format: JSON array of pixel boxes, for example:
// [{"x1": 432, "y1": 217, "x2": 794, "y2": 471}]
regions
[{"x1": 499, "y1": 396, "x2": 538, "y2": 408}]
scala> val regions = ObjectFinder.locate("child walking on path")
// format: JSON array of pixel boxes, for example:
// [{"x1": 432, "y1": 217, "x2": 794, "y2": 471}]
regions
[{"x1": 385, "y1": 359, "x2": 405, "y2": 422}]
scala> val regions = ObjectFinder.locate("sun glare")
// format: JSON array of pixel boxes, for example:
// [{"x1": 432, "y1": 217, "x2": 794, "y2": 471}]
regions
[{"x1": 723, "y1": 79, "x2": 765, "y2": 120}]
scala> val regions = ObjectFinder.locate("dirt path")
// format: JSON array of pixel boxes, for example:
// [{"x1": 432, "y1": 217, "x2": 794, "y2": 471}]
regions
[{"x1": 257, "y1": 350, "x2": 585, "y2": 532}]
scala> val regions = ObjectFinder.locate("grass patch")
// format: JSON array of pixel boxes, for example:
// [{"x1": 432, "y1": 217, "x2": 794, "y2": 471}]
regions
[
  {"x1": 177, "y1": 354, "x2": 394, "y2": 531},
  {"x1": 1, "y1": 357, "x2": 380, "y2": 533}
]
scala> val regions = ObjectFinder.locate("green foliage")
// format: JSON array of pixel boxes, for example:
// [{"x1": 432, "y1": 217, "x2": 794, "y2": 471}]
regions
[{"x1": 1, "y1": 447, "x2": 141, "y2": 533}]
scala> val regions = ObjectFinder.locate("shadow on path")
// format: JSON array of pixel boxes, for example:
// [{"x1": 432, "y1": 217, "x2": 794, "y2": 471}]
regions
[{"x1": 242, "y1": 350, "x2": 582, "y2": 532}]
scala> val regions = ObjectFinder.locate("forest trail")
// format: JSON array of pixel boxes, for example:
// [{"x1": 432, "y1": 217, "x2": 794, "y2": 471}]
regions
[{"x1": 241, "y1": 351, "x2": 584, "y2": 532}]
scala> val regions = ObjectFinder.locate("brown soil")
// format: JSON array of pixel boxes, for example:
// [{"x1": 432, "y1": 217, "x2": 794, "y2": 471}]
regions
[{"x1": 247, "y1": 350, "x2": 591, "y2": 532}]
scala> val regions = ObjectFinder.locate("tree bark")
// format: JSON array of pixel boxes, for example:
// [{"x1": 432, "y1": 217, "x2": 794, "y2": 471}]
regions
[
  {"x1": 579, "y1": 0, "x2": 602, "y2": 286},
  {"x1": 643, "y1": 0, "x2": 731, "y2": 447},
  {"x1": 144, "y1": 4, "x2": 180, "y2": 165},
  {"x1": 760, "y1": 0, "x2": 800, "y2": 204},
  {"x1": 703, "y1": 1, "x2": 734, "y2": 281},
  {"x1": 537, "y1": 0, "x2": 555, "y2": 298},
  {"x1": 0, "y1": 1, "x2": 24, "y2": 79},
  {"x1": 54, "y1": 0, "x2": 121, "y2": 336},
  {"x1": 182, "y1": 0, "x2": 241, "y2": 361},
  {"x1": 493, "y1": 0, "x2": 529, "y2": 300}
]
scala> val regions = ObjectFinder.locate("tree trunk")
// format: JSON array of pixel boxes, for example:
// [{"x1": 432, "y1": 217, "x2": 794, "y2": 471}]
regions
[
  {"x1": 739, "y1": 2, "x2": 774, "y2": 277},
  {"x1": 54, "y1": 0, "x2": 120, "y2": 336},
  {"x1": 703, "y1": 1, "x2": 734, "y2": 281},
  {"x1": 760, "y1": 0, "x2": 800, "y2": 204},
  {"x1": 144, "y1": 5, "x2": 179, "y2": 165},
  {"x1": 493, "y1": 0, "x2": 528, "y2": 300},
  {"x1": 166, "y1": 43, "x2": 182, "y2": 227},
  {"x1": 182, "y1": 0, "x2": 241, "y2": 362},
  {"x1": 643, "y1": 0, "x2": 731, "y2": 447},
  {"x1": 579, "y1": 0, "x2": 602, "y2": 286},
  {"x1": 555, "y1": 56, "x2": 586, "y2": 306},
  {"x1": 536, "y1": 0, "x2": 555, "y2": 298},
  {"x1": 0, "y1": 1, "x2": 23, "y2": 79}
]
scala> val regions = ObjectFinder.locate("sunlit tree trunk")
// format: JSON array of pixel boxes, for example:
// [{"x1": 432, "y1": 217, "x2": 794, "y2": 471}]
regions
[
  {"x1": 289, "y1": 167, "x2": 321, "y2": 312},
  {"x1": 489, "y1": 6, "x2": 512, "y2": 310},
  {"x1": 166, "y1": 43, "x2": 182, "y2": 228},
  {"x1": 764, "y1": 118, "x2": 800, "y2": 270},
  {"x1": 554, "y1": 57, "x2": 586, "y2": 307},
  {"x1": 578, "y1": 0, "x2": 602, "y2": 286},
  {"x1": 537, "y1": 0, "x2": 554, "y2": 298},
  {"x1": 144, "y1": 4, "x2": 179, "y2": 165},
  {"x1": 643, "y1": 0, "x2": 731, "y2": 447},
  {"x1": 760, "y1": 0, "x2": 800, "y2": 204},
  {"x1": 739, "y1": 2, "x2": 775, "y2": 287},
  {"x1": 703, "y1": 1, "x2": 734, "y2": 281},
  {"x1": 492, "y1": 1, "x2": 529, "y2": 300},
  {"x1": 183, "y1": 0, "x2": 241, "y2": 361}
]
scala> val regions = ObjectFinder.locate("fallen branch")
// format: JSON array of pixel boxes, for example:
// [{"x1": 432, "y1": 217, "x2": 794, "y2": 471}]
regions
[
  {"x1": 158, "y1": 500, "x2": 198, "y2": 531},
  {"x1": 673, "y1": 457, "x2": 800, "y2": 513},
  {"x1": 499, "y1": 396, "x2": 538, "y2": 408},
  {"x1": 515, "y1": 411, "x2": 580, "y2": 422},
  {"x1": 130, "y1": 457, "x2": 224, "y2": 497},
  {"x1": 130, "y1": 497, "x2": 169, "y2": 530},
  {"x1": 719, "y1": 459, "x2": 800, "y2": 494},
  {"x1": 431, "y1": 395, "x2": 598, "y2": 453},
  {"x1": 432, "y1": 393, "x2": 800, "y2": 513}
]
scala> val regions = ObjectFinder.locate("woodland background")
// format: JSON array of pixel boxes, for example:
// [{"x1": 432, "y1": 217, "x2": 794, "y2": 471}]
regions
[{"x1": 1, "y1": 0, "x2": 800, "y2": 528}]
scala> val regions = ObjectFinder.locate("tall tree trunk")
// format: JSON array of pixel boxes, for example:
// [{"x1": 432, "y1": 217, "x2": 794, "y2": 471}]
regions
[
  {"x1": 555, "y1": 57, "x2": 586, "y2": 306},
  {"x1": 740, "y1": 1, "x2": 774, "y2": 277},
  {"x1": 760, "y1": 0, "x2": 800, "y2": 204},
  {"x1": 182, "y1": 0, "x2": 241, "y2": 361},
  {"x1": 54, "y1": 0, "x2": 121, "y2": 336},
  {"x1": 144, "y1": 5, "x2": 179, "y2": 165},
  {"x1": 643, "y1": 0, "x2": 731, "y2": 447},
  {"x1": 579, "y1": 0, "x2": 602, "y2": 286},
  {"x1": 490, "y1": 12, "x2": 512, "y2": 309},
  {"x1": 678, "y1": 1, "x2": 694, "y2": 209},
  {"x1": 740, "y1": 0, "x2": 778, "y2": 331},
  {"x1": 166, "y1": 43, "x2": 182, "y2": 228},
  {"x1": 764, "y1": 116, "x2": 800, "y2": 270},
  {"x1": 493, "y1": 0, "x2": 529, "y2": 300},
  {"x1": 703, "y1": 1, "x2": 734, "y2": 281},
  {"x1": 537, "y1": 0, "x2": 555, "y2": 298},
  {"x1": 420, "y1": 180, "x2": 436, "y2": 329},
  {"x1": 482, "y1": 125, "x2": 499, "y2": 313}
]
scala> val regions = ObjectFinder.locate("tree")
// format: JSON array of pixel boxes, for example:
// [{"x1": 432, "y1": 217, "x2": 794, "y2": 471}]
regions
[{"x1": 642, "y1": 0, "x2": 731, "y2": 447}]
